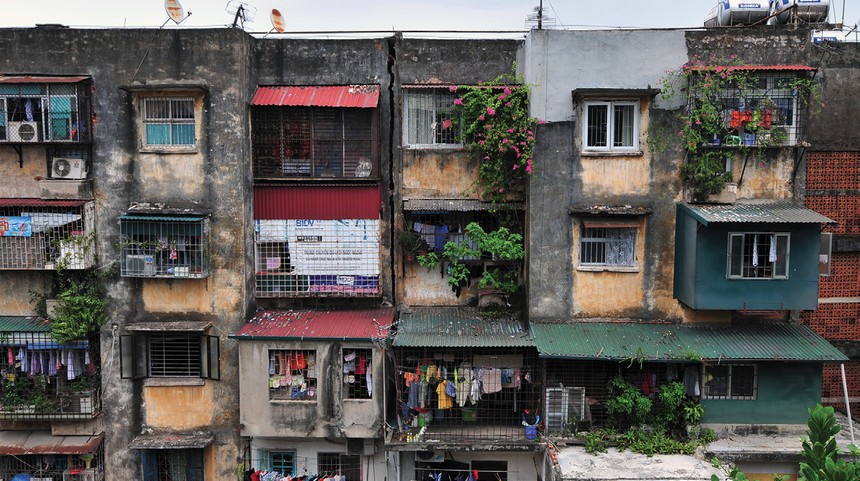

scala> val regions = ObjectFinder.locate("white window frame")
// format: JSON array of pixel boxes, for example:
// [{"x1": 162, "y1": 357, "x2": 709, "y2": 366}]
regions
[
  {"x1": 403, "y1": 88, "x2": 462, "y2": 148},
  {"x1": 727, "y1": 232, "x2": 790, "y2": 280},
  {"x1": 578, "y1": 221, "x2": 639, "y2": 271},
  {"x1": 702, "y1": 363, "x2": 758, "y2": 400},
  {"x1": 582, "y1": 100, "x2": 640, "y2": 152},
  {"x1": 141, "y1": 96, "x2": 197, "y2": 148}
]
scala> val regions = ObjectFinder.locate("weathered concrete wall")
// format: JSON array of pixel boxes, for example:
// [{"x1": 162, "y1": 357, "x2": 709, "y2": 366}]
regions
[
  {"x1": 253, "y1": 438, "x2": 387, "y2": 481},
  {"x1": 0, "y1": 272, "x2": 49, "y2": 315},
  {"x1": 0, "y1": 27, "x2": 253, "y2": 481},
  {"x1": 239, "y1": 340, "x2": 384, "y2": 439},
  {"x1": 401, "y1": 149, "x2": 480, "y2": 199}
]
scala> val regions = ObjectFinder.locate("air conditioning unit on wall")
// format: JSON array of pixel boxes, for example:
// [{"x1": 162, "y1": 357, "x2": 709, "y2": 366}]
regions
[
  {"x1": 8, "y1": 121, "x2": 40, "y2": 142},
  {"x1": 52, "y1": 157, "x2": 88, "y2": 180},
  {"x1": 125, "y1": 254, "x2": 156, "y2": 276},
  {"x1": 415, "y1": 450, "x2": 445, "y2": 463}
]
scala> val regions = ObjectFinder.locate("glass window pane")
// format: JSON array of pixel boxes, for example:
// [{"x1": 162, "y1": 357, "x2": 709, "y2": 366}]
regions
[
  {"x1": 613, "y1": 104, "x2": 635, "y2": 147},
  {"x1": 731, "y1": 365, "x2": 756, "y2": 397},
  {"x1": 586, "y1": 104, "x2": 607, "y2": 147},
  {"x1": 774, "y1": 234, "x2": 789, "y2": 278},
  {"x1": 172, "y1": 123, "x2": 196, "y2": 144},
  {"x1": 705, "y1": 365, "x2": 729, "y2": 398},
  {"x1": 729, "y1": 234, "x2": 743, "y2": 277},
  {"x1": 146, "y1": 123, "x2": 171, "y2": 144}
]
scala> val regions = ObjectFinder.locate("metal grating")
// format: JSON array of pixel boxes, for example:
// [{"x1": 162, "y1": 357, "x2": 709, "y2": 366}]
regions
[
  {"x1": 268, "y1": 349, "x2": 318, "y2": 401},
  {"x1": 403, "y1": 88, "x2": 461, "y2": 146},
  {"x1": 0, "y1": 79, "x2": 93, "y2": 143},
  {"x1": 0, "y1": 436, "x2": 104, "y2": 481},
  {"x1": 343, "y1": 348, "x2": 372, "y2": 399},
  {"x1": 119, "y1": 216, "x2": 209, "y2": 279},
  {"x1": 148, "y1": 332, "x2": 201, "y2": 377},
  {"x1": 0, "y1": 201, "x2": 95, "y2": 270}
]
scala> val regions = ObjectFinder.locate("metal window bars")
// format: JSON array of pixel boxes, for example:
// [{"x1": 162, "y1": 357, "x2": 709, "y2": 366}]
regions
[
  {"x1": 0, "y1": 81, "x2": 93, "y2": 143},
  {"x1": 0, "y1": 444, "x2": 105, "y2": 481},
  {"x1": 267, "y1": 349, "x2": 318, "y2": 401},
  {"x1": 404, "y1": 89, "x2": 461, "y2": 146},
  {"x1": 119, "y1": 216, "x2": 209, "y2": 278},
  {"x1": 0, "y1": 202, "x2": 95, "y2": 270},
  {"x1": 343, "y1": 348, "x2": 372, "y2": 399}
]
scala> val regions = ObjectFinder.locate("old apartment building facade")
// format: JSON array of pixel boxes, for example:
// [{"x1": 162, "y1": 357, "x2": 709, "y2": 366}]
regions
[{"x1": 0, "y1": 20, "x2": 857, "y2": 481}]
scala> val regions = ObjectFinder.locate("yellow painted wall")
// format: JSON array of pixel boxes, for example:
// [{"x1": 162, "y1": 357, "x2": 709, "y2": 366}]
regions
[
  {"x1": 402, "y1": 149, "x2": 480, "y2": 199},
  {"x1": 141, "y1": 279, "x2": 215, "y2": 313},
  {"x1": 144, "y1": 383, "x2": 214, "y2": 430},
  {"x1": 400, "y1": 261, "x2": 476, "y2": 306},
  {"x1": 731, "y1": 151, "x2": 795, "y2": 200}
]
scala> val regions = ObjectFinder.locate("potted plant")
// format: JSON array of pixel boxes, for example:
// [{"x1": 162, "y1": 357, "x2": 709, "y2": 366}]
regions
[{"x1": 399, "y1": 230, "x2": 428, "y2": 262}]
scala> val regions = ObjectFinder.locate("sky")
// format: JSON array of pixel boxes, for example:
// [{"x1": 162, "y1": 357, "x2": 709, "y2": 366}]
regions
[{"x1": 1, "y1": 0, "x2": 858, "y2": 34}]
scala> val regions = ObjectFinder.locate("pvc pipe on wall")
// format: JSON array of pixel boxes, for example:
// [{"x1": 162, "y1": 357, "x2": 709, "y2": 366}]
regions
[{"x1": 841, "y1": 363, "x2": 855, "y2": 445}]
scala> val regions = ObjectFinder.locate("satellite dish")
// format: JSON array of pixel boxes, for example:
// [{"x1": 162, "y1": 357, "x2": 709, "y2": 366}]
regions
[
  {"x1": 164, "y1": 0, "x2": 185, "y2": 24},
  {"x1": 271, "y1": 9, "x2": 286, "y2": 32}
]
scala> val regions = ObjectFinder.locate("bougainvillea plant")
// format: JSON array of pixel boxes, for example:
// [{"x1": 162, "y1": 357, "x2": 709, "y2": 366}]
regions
[{"x1": 448, "y1": 69, "x2": 539, "y2": 203}]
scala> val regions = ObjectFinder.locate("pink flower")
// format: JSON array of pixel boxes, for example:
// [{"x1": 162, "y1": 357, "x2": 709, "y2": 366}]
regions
[
  {"x1": 478, "y1": 140, "x2": 485, "y2": 145},
  {"x1": 449, "y1": 85, "x2": 458, "y2": 92},
  {"x1": 478, "y1": 115, "x2": 485, "y2": 121},
  {"x1": 487, "y1": 107, "x2": 496, "y2": 116},
  {"x1": 695, "y1": 120, "x2": 701, "y2": 125},
  {"x1": 503, "y1": 87, "x2": 512, "y2": 95},
  {"x1": 513, "y1": 164, "x2": 519, "y2": 170},
  {"x1": 525, "y1": 165, "x2": 533, "y2": 174},
  {"x1": 498, "y1": 188, "x2": 504, "y2": 193},
  {"x1": 505, "y1": 102, "x2": 511, "y2": 107},
  {"x1": 499, "y1": 147, "x2": 505, "y2": 152},
  {"x1": 442, "y1": 119, "x2": 452, "y2": 129},
  {"x1": 538, "y1": 119, "x2": 546, "y2": 124},
  {"x1": 502, "y1": 139, "x2": 509, "y2": 144},
  {"x1": 453, "y1": 98, "x2": 463, "y2": 105},
  {"x1": 507, "y1": 128, "x2": 515, "y2": 133},
  {"x1": 497, "y1": 93, "x2": 507, "y2": 101}
]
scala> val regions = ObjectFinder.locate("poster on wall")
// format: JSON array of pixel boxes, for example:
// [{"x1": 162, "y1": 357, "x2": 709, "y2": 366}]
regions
[
  {"x1": 287, "y1": 219, "x2": 380, "y2": 294},
  {"x1": 0, "y1": 216, "x2": 33, "y2": 237}
]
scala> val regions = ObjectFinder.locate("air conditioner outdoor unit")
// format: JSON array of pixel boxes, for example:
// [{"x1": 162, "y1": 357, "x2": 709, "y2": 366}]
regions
[
  {"x1": 62, "y1": 468, "x2": 95, "y2": 481},
  {"x1": 52, "y1": 157, "x2": 88, "y2": 180},
  {"x1": 125, "y1": 254, "x2": 156, "y2": 276},
  {"x1": 415, "y1": 450, "x2": 445, "y2": 463},
  {"x1": 8, "y1": 121, "x2": 39, "y2": 142}
]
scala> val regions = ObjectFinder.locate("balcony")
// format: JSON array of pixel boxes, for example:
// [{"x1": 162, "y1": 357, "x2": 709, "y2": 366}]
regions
[
  {"x1": 0, "y1": 76, "x2": 93, "y2": 145},
  {"x1": 0, "y1": 200, "x2": 95, "y2": 270},
  {"x1": 0, "y1": 320, "x2": 101, "y2": 420}
]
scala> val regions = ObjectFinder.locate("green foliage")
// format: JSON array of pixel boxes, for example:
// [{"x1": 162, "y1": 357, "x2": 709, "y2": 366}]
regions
[
  {"x1": 652, "y1": 382, "x2": 688, "y2": 435},
  {"x1": 798, "y1": 404, "x2": 859, "y2": 481},
  {"x1": 450, "y1": 67, "x2": 538, "y2": 203},
  {"x1": 679, "y1": 150, "x2": 733, "y2": 201},
  {"x1": 582, "y1": 429, "x2": 611, "y2": 454},
  {"x1": 464, "y1": 223, "x2": 525, "y2": 261},
  {"x1": 50, "y1": 276, "x2": 108, "y2": 344},
  {"x1": 399, "y1": 229, "x2": 429, "y2": 255},
  {"x1": 684, "y1": 400, "x2": 705, "y2": 426},
  {"x1": 417, "y1": 251, "x2": 440, "y2": 270},
  {"x1": 605, "y1": 376, "x2": 653, "y2": 430}
]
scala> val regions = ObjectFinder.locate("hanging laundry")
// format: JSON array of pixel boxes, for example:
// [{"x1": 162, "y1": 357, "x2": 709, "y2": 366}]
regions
[
  {"x1": 355, "y1": 354, "x2": 366, "y2": 375},
  {"x1": 436, "y1": 380, "x2": 453, "y2": 409},
  {"x1": 366, "y1": 369, "x2": 372, "y2": 396},
  {"x1": 481, "y1": 368, "x2": 502, "y2": 394}
]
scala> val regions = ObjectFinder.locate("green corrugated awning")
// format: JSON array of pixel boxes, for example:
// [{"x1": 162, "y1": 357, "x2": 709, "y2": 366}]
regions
[
  {"x1": 680, "y1": 202, "x2": 833, "y2": 226},
  {"x1": 0, "y1": 316, "x2": 49, "y2": 332},
  {"x1": 119, "y1": 215, "x2": 205, "y2": 222},
  {"x1": 394, "y1": 307, "x2": 533, "y2": 348},
  {"x1": 531, "y1": 321, "x2": 847, "y2": 362}
]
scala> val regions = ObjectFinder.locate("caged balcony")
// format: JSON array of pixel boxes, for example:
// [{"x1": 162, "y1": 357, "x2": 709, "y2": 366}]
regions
[
  {"x1": 0, "y1": 319, "x2": 101, "y2": 420},
  {"x1": 0, "y1": 200, "x2": 95, "y2": 270}
]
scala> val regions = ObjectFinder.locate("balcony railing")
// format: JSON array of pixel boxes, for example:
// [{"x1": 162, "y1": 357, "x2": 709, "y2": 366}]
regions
[{"x1": 0, "y1": 201, "x2": 95, "y2": 270}]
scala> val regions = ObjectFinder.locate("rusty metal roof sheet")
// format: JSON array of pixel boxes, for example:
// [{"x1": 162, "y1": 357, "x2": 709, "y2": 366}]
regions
[
  {"x1": 0, "y1": 431, "x2": 102, "y2": 455},
  {"x1": 531, "y1": 320, "x2": 847, "y2": 362},
  {"x1": 0, "y1": 316, "x2": 48, "y2": 332},
  {"x1": 251, "y1": 85, "x2": 380, "y2": 108},
  {"x1": 403, "y1": 198, "x2": 524, "y2": 212},
  {"x1": 234, "y1": 308, "x2": 394, "y2": 340},
  {"x1": 0, "y1": 198, "x2": 88, "y2": 207},
  {"x1": 0, "y1": 75, "x2": 89, "y2": 84},
  {"x1": 681, "y1": 201, "x2": 834, "y2": 226},
  {"x1": 394, "y1": 307, "x2": 533, "y2": 348},
  {"x1": 129, "y1": 432, "x2": 213, "y2": 450}
]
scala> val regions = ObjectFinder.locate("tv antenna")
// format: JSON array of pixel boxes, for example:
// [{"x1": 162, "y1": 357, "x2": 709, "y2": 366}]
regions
[
  {"x1": 270, "y1": 8, "x2": 286, "y2": 33},
  {"x1": 525, "y1": 1, "x2": 557, "y2": 30},
  {"x1": 226, "y1": 0, "x2": 257, "y2": 29},
  {"x1": 161, "y1": 0, "x2": 192, "y2": 27}
]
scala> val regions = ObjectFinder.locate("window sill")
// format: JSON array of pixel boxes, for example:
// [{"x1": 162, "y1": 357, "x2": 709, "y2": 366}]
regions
[
  {"x1": 402, "y1": 144, "x2": 464, "y2": 150},
  {"x1": 343, "y1": 398, "x2": 373, "y2": 402},
  {"x1": 145, "y1": 378, "x2": 205, "y2": 387},
  {"x1": 581, "y1": 150, "x2": 644, "y2": 158},
  {"x1": 577, "y1": 265, "x2": 640, "y2": 273},
  {"x1": 139, "y1": 146, "x2": 199, "y2": 154},
  {"x1": 269, "y1": 399, "x2": 317, "y2": 403}
]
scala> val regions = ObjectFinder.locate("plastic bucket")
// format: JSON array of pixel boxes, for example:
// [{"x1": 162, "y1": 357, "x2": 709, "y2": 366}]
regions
[
  {"x1": 418, "y1": 412, "x2": 432, "y2": 427},
  {"x1": 525, "y1": 425, "x2": 537, "y2": 440}
]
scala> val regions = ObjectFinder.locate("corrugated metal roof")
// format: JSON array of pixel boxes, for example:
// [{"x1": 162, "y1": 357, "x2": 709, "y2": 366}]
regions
[
  {"x1": 251, "y1": 85, "x2": 380, "y2": 108},
  {"x1": 234, "y1": 308, "x2": 394, "y2": 340},
  {"x1": 254, "y1": 184, "x2": 381, "y2": 220},
  {"x1": 394, "y1": 307, "x2": 533, "y2": 348},
  {"x1": 0, "y1": 198, "x2": 87, "y2": 207},
  {"x1": 119, "y1": 215, "x2": 205, "y2": 222},
  {"x1": 403, "y1": 198, "x2": 524, "y2": 212},
  {"x1": 685, "y1": 65, "x2": 816, "y2": 71},
  {"x1": 129, "y1": 432, "x2": 213, "y2": 450},
  {"x1": 531, "y1": 321, "x2": 847, "y2": 362},
  {"x1": 0, "y1": 76, "x2": 89, "y2": 84},
  {"x1": 0, "y1": 316, "x2": 48, "y2": 332},
  {"x1": 681, "y1": 201, "x2": 834, "y2": 226},
  {"x1": 0, "y1": 431, "x2": 102, "y2": 455}
]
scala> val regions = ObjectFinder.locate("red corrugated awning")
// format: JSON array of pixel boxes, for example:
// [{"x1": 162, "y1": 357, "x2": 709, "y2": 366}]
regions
[
  {"x1": 0, "y1": 75, "x2": 89, "y2": 84},
  {"x1": 685, "y1": 65, "x2": 815, "y2": 71},
  {"x1": 0, "y1": 198, "x2": 88, "y2": 207},
  {"x1": 253, "y1": 184, "x2": 381, "y2": 220},
  {"x1": 0, "y1": 431, "x2": 102, "y2": 455},
  {"x1": 234, "y1": 307, "x2": 394, "y2": 340},
  {"x1": 251, "y1": 85, "x2": 379, "y2": 108}
]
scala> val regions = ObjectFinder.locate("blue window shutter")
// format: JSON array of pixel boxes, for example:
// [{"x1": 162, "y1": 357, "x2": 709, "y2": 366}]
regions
[
  {"x1": 187, "y1": 449, "x2": 205, "y2": 481},
  {"x1": 146, "y1": 123, "x2": 170, "y2": 144},
  {"x1": 142, "y1": 451, "x2": 158, "y2": 481}
]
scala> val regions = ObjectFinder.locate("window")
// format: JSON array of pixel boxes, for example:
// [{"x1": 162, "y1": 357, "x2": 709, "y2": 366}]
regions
[
  {"x1": 703, "y1": 364, "x2": 757, "y2": 400},
  {"x1": 143, "y1": 97, "x2": 196, "y2": 146},
  {"x1": 343, "y1": 348, "x2": 372, "y2": 399},
  {"x1": 119, "y1": 215, "x2": 210, "y2": 278},
  {"x1": 403, "y1": 88, "x2": 460, "y2": 146},
  {"x1": 268, "y1": 350, "x2": 317, "y2": 401},
  {"x1": 820, "y1": 232, "x2": 832, "y2": 277},
  {"x1": 269, "y1": 452, "x2": 295, "y2": 477},
  {"x1": 0, "y1": 200, "x2": 94, "y2": 270},
  {"x1": 583, "y1": 100, "x2": 639, "y2": 151},
  {"x1": 727, "y1": 232, "x2": 789, "y2": 279},
  {"x1": 580, "y1": 222, "x2": 637, "y2": 268},
  {"x1": 318, "y1": 453, "x2": 360, "y2": 480},
  {"x1": 142, "y1": 449, "x2": 204, "y2": 481},
  {"x1": 251, "y1": 107, "x2": 376, "y2": 179},
  {"x1": 0, "y1": 79, "x2": 92, "y2": 143},
  {"x1": 120, "y1": 332, "x2": 220, "y2": 380}
]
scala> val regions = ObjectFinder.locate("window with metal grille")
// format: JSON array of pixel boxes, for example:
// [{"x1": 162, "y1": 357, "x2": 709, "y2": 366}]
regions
[
  {"x1": 268, "y1": 350, "x2": 317, "y2": 401},
  {"x1": 142, "y1": 448, "x2": 204, "y2": 481},
  {"x1": 0, "y1": 201, "x2": 95, "y2": 270},
  {"x1": 119, "y1": 215, "x2": 209, "y2": 278},
  {"x1": 403, "y1": 88, "x2": 461, "y2": 146},
  {"x1": 583, "y1": 101, "x2": 639, "y2": 151},
  {"x1": 727, "y1": 232, "x2": 790, "y2": 279},
  {"x1": 703, "y1": 364, "x2": 757, "y2": 400},
  {"x1": 318, "y1": 453, "x2": 360, "y2": 480},
  {"x1": 343, "y1": 348, "x2": 372, "y2": 399},
  {"x1": 143, "y1": 97, "x2": 196, "y2": 146},
  {"x1": 580, "y1": 225, "x2": 636, "y2": 267},
  {"x1": 269, "y1": 452, "x2": 295, "y2": 477},
  {"x1": 251, "y1": 106, "x2": 376, "y2": 179},
  {"x1": 120, "y1": 332, "x2": 219, "y2": 380},
  {"x1": 0, "y1": 80, "x2": 93, "y2": 143}
]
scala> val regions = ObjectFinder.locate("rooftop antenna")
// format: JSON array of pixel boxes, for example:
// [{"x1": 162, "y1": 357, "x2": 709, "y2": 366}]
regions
[
  {"x1": 161, "y1": 0, "x2": 192, "y2": 28},
  {"x1": 525, "y1": 2, "x2": 557, "y2": 30},
  {"x1": 226, "y1": 0, "x2": 257, "y2": 29}
]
